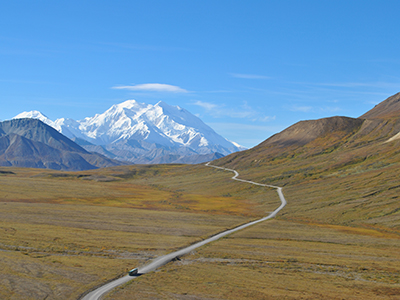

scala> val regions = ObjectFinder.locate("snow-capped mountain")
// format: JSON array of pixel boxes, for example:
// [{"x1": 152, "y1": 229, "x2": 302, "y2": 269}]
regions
[
  {"x1": 15, "y1": 110, "x2": 56, "y2": 128},
  {"x1": 14, "y1": 100, "x2": 245, "y2": 164}
]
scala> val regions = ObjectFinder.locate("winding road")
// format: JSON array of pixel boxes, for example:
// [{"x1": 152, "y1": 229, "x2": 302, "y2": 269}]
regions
[{"x1": 80, "y1": 162, "x2": 287, "y2": 300}]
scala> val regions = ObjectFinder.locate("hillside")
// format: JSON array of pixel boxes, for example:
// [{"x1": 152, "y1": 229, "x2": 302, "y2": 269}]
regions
[
  {"x1": 0, "y1": 119, "x2": 124, "y2": 170},
  {"x1": 217, "y1": 93, "x2": 400, "y2": 170},
  {"x1": 212, "y1": 93, "x2": 400, "y2": 229},
  {"x1": 360, "y1": 91, "x2": 400, "y2": 119}
]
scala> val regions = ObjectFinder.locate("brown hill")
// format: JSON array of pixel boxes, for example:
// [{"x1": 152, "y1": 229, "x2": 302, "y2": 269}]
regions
[
  {"x1": 212, "y1": 92, "x2": 400, "y2": 230},
  {"x1": 218, "y1": 116, "x2": 365, "y2": 168},
  {"x1": 260, "y1": 116, "x2": 364, "y2": 148},
  {"x1": 218, "y1": 92, "x2": 400, "y2": 170},
  {"x1": 360, "y1": 92, "x2": 400, "y2": 119}
]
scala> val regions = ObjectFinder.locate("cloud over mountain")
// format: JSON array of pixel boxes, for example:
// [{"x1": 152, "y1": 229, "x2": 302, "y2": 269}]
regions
[{"x1": 112, "y1": 83, "x2": 188, "y2": 93}]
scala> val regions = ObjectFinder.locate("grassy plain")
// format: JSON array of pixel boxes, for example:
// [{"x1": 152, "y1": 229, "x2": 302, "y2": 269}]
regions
[
  {"x1": 1, "y1": 157, "x2": 399, "y2": 299},
  {"x1": 107, "y1": 219, "x2": 400, "y2": 299},
  {"x1": 103, "y1": 161, "x2": 400, "y2": 300},
  {"x1": 0, "y1": 165, "x2": 255, "y2": 299}
]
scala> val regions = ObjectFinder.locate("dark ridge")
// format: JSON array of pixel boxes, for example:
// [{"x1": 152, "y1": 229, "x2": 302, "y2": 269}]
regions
[{"x1": 0, "y1": 119, "x2": 125, "y2": 171}]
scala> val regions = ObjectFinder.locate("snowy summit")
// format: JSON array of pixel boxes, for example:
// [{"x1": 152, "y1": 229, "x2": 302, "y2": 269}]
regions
[{"x1": 14, "y1": 100, "x2": 245, "y2": 164}]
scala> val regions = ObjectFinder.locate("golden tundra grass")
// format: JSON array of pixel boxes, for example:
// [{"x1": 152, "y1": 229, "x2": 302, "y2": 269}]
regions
[
  {"x1": 0, "y1": 165, "x2": 258, "y2": 299},
  {"x1": 1, "y1": 160, "x2": 399, "y2": 299},
  {"x1": 106, "y1": 219, "x2": 400, "y2": 300},
  {"x1": 104, "y1": 161, "x2": 399, "y2": 299},
  {"x1": 0, "y1": 165, "x2": 259, "y2": 215},
  {"x1": 0, "y1": 200, "x2": 250, "y2": 299}
]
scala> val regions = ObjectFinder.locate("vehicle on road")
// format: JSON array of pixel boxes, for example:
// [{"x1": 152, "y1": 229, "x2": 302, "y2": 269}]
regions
[
  {"x1": 128, "y1": 268, "x2": 138, "y2": 276},
  {"x1": 82, "y1": 163, "x2": 287, "y2": 300}
]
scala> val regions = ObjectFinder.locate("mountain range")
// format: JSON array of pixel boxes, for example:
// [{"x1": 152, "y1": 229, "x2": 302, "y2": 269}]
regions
[
  {"x1": 14, "y1": 100, "x2": 245, "y2": 164},
  {"x1": 2, "y1": 92, "x2": 399, "y2": 299},
  {"x1": 0, "y1": 118, "x2": 124, "y2": 170},
  {"x1": 5, "y1": 93, "x2": 400, "y2": 172}
]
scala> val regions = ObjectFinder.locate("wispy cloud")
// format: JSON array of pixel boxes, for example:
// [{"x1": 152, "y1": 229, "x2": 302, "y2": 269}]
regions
[
  {"x1": 294, "y1": 80, "x2": 400, "y2": 90},
  {"x1": 193, "y1": 100, "x2": 218, "y2": 110},
  {"x1": 206, "y1": 122, "x2": 283, "y2": 148},
  {"x1": 290, "y1": 105, "x2": 313, "y2": 113},
  {"x1": 112, "y1": 83, "x2": 188, "y2": 93},
  {"x1": 191, "y1": 100, "x2": 274, "y2": 122},
  {"x1": 321, "y1": 106, "x2": 342, "y2": 113},
  {"x1": 97, "y1": 41, "x2": 190, "y2": 52},
  {"x1": 289, "y1": 105, "x2": 342, "y2": 113},
  {"x1": 259, "y1": 115, "x2": 276, "y2": 122},
  {"x1": 316, "y1": 82, "x2": 392, "y2": 88},
  {"x1": 230, "y1": 73, "x2": 271, "y2": 80},
  {"x1": 207, "y1": 122, "x2": 281, "y2": 132},
  {"x1": 0, "y1": 79, "x2": 57, "y2": 85}
]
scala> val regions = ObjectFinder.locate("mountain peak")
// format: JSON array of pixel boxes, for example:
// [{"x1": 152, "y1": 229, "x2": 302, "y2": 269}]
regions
[
  {"x1": 116, "y1": 99, "x2": 140, "y2": 109},
  {"x1": 14, "y1": 110, "x2": 49, "y2": 121},
  {"x1": 13, "y1": 110, "x2": 57, "y2": 129},
  {"x1": 13, "y1": 100, "x2": 243, "y2": 164},
  {"x1": 155, "y1": 100, "x2": 174, "y2": 108},
  {"x1": 360, "y1": 92, "x2": 400, "y2": 119}
]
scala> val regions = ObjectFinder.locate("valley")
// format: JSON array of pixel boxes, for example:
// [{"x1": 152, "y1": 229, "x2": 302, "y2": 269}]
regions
[
  {"x1": 0, "y1": 164, "x2": 274, "y2": 299},
  {"x1": 0, "y1": 158, "x2": 399, "y2": 299},
  {"x1": 82, "y1": 162, "x2": 286, "y2": 300},
  {"x1": 4, "y1": 1, "x2": 400, "y2": 299},
  {"x1": 1, "y1": 93, "x2": 400, "y2": 299}
]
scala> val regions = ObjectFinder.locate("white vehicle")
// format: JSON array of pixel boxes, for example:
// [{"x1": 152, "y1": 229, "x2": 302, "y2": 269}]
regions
[{"x1": 128, "y1": 268, "x2": 138, "y2": 276}]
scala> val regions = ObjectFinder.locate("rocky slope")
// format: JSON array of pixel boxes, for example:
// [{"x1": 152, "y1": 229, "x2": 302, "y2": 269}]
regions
[
  {"x1": 360, "y1": 92, "x2": 400, "y2": 119},
  {"x1": 0, "y1": 119, "x2": 124, "y2": 170}
]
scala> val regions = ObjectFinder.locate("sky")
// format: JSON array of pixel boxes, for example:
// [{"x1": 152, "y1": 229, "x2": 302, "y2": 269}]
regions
[{"x1": 1, "y1": 1, "x2": 400, "y2": 148}]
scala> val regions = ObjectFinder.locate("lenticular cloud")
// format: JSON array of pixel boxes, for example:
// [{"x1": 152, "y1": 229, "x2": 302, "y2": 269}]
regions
[{"x1": 113, "y1": 83, "x2": 188, "y2": 93}]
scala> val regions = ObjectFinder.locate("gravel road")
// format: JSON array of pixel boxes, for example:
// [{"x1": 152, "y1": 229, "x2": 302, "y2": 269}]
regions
[{"x1": 80, "y1": 162, "x2": 287, "y2": 300}]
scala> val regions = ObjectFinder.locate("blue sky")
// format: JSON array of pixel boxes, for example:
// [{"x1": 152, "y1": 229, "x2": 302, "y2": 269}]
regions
[{"x1": 1, "y1": 1, "x2": 400, "y2": 148}]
